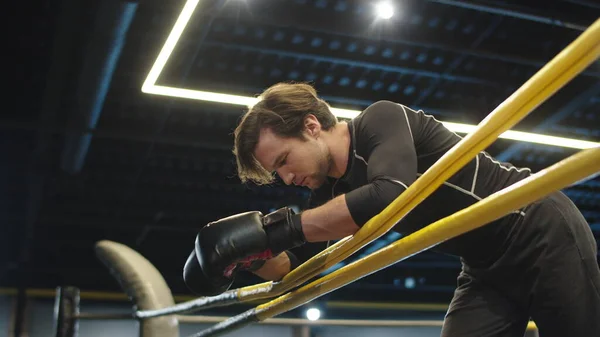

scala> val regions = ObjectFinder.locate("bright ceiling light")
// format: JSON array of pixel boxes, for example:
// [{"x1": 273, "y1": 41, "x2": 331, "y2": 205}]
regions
[
  {"x1": 306, "y1": 307, "x2": 321, "y2": 321},
  {"x1": 141, "y1": 0, "x2": 600, "y2": 151},
  {"x1": 375, "y1": 1, "x2": 394, "y2": 19}
]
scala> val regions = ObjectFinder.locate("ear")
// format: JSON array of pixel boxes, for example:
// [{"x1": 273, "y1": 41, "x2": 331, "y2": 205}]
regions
[{"x1": 304, "y1": 114, "x2": 321, "y2": 138}]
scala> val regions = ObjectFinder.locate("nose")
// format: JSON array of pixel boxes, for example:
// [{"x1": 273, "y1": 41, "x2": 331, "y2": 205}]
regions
[{"x1": 277, "y1": 168, "x2": 294, "y2": 185}]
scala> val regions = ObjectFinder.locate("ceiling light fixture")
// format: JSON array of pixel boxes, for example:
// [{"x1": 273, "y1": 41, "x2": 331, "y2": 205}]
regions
[
  {"x1": 375, "y1": 1, "x2": 395, "y2": 20},
  {"x1": 141, "y1": 0, "x2": 599, "y2": 150}
]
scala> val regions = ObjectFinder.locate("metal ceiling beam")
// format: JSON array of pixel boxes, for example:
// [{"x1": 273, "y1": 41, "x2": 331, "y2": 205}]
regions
[
  {"x1": 496, "y1": 82, "x2": 600, "y2": 162},
  {"x1": 563, "y1": 0, "x2": 600, "y2": 10},
  {"x1": 202, "y1": 42, "x2": 499, "y2": 86},
  {"x1": 428, "y1": 0, "x2": 588, "y2": 31},
  {"x1": 413, "y1": 16, "x2": 504, "y2": 106},
  {"x1": 205, "y1": 11, "x2": 600, "y2": 79},
  {"x1": 60, "y1": 1, "x2": 138, "y2": 174}
]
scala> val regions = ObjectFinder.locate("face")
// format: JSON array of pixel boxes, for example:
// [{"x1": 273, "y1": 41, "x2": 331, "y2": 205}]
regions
[{"x1": 254, "y1": 119, "x2": 332, "y2": 190}]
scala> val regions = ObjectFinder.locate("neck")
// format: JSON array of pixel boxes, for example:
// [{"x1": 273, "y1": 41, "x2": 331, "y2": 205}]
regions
[{"x1": 324, "y1": 122, "x2": 350, "y2": 178}]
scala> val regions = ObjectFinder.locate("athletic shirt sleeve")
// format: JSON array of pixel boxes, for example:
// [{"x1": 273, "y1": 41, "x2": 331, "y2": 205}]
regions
[{"x1": 344, "y1": 101, "x2": 418, "y2": 226}]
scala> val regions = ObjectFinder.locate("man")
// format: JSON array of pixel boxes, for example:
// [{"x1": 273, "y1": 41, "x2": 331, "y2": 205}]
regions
[{"x1": 183, "y1": 82, "x2": 600, "y2": 337}]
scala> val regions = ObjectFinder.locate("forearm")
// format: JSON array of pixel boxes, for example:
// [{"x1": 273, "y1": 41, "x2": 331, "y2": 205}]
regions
[
  {"x1": 252, "y1": 252, "x2": 291, "y2": 281},
  {"x1": 301, "y1": 194, "x2": 359, "y2": 242}
]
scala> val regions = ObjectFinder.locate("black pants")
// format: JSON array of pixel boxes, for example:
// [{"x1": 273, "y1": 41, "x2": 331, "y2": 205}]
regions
[{"x1": 441, "y1": 192, "x2": 600, "y2": 337}]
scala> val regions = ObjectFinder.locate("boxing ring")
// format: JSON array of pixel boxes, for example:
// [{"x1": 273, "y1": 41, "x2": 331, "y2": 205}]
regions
[{"x1": 54, "y1": 17, "x2": 600, "y2": 337}]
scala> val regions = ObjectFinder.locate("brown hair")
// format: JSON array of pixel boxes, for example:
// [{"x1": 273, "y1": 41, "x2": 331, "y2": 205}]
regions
[{"x1": 233, "y1": 82, "x2": 337, "y2": 185}]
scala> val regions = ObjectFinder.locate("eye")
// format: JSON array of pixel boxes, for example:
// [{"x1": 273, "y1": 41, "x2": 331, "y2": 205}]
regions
[{"x1": 280, "y1": 155, "x2": 288, "y2": 166}]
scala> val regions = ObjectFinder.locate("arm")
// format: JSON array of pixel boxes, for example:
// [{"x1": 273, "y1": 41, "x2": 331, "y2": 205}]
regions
[{"x1": 301, "y1": 194, "x2": 358, "y2": 242}]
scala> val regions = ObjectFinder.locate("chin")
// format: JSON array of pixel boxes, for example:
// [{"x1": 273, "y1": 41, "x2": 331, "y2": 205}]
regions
[{"x1": 308, "y1": 177, "x2": 325, "y2": 190}]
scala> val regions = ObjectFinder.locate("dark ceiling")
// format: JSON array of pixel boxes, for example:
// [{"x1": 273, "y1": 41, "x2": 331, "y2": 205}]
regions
[{"x1": 3, "y1": 0, "x2": 600, "y2": 316}]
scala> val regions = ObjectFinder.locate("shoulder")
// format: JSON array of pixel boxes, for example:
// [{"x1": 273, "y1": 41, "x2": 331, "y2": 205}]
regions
[
  {"x1": 362, "y1": 100, "x2": 404, "y2": 115},
  {"x1": 353, "y1": 101, "x2": 415, "y2": 135},
  {"x1": 356, "y1": 100, "x2": 414, "y2": 124}
]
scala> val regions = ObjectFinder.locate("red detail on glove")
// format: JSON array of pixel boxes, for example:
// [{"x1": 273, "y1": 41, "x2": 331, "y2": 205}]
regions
[{"x1": 223, "y1": 249, "x2": 274, "y2": 278}]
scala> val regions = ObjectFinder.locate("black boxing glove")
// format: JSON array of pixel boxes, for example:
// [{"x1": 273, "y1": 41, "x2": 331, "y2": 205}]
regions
[
  {"x1": 183, "y1": 249, "x2": 233, "y2": 296},
  {"x1": 193, "y1": 207, "x2": 306, "y2": 290}
]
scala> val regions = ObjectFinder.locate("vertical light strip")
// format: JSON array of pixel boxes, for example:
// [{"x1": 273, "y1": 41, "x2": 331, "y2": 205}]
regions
[{"x1": 141, "y1": 0, "x2": 201, "y2": 91}]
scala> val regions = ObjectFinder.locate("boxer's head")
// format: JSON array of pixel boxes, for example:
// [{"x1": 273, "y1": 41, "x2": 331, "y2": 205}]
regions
[{"x1": 234, "y1": 82, "x2": 338, "y2": 188}]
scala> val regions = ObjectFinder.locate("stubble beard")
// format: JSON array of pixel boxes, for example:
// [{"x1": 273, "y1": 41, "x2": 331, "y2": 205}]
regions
[{"x1": 309, "y1": 150, "x2": 334, "y2": 190}]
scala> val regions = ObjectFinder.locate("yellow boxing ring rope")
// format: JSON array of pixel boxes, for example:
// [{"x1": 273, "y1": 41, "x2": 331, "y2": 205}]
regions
[
  {"x1": 254, "y1": 146, "x2": 600, "y2": 320},
  {"x1": 172, "y1": 17, "x2": 600, "y2": 337},
  {"x1": 191, "y1": 145, "x2": 600, "y2": 336}
]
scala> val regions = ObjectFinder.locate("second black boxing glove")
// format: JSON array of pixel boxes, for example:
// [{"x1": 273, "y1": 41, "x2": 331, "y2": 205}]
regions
[
  {"x1": 193, "y1": 207, "x2": 306, "y2": 291},
  {"x1": 183, "y1": 249, "x2": 233, "y2": 296}
]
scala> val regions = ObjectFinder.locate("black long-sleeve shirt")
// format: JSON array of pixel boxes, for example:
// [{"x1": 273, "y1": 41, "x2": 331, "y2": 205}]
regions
[{"x1": 294, "y1": 100, "x2": 532, "y2": 267}]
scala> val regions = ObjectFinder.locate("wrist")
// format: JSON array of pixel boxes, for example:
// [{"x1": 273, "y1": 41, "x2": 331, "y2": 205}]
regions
[{"x1": 263, "y1": 207, "x2": 306, "y2": 253}]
